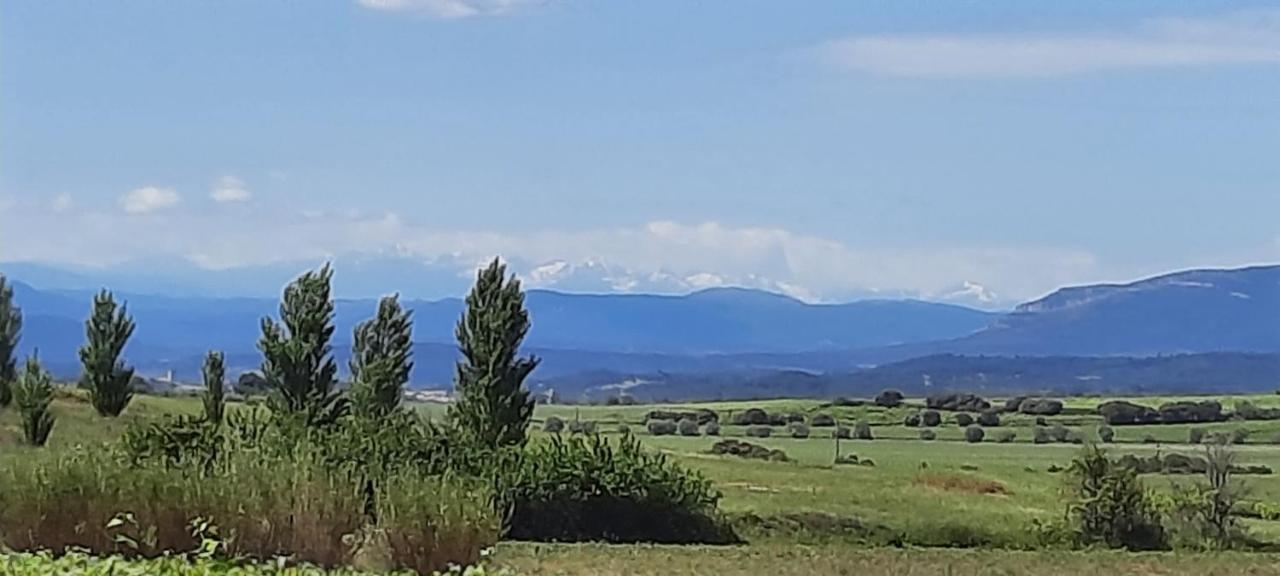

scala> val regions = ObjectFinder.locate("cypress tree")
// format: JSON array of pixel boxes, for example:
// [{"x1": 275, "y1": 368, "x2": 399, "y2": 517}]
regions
[
  {"x1": 259, "y1": 265, "x2": 347, "y2": 426},
  {"x1": 0, "y1": 276, "x2": 20, "y2": 408},
  {"x1": 202, "y1": 350, "x2": 226, "y2": 425},
  {"x1": 350, "y1": 294, "x2": 414, "y2": 418},
  {"x1": 78, "y1": 290, "x2": 135, "y2": 417},
  {"x1": 15, "y1": 355, "x2": 55, "y2": 446},
  {"x1": 449, "y1": 258, "x2": 539, "y2": 447}
]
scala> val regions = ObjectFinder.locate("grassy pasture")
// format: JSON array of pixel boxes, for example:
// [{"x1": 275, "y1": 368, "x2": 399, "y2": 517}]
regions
[{"x1": 7, "y1": 391, "x2": 1280, "y2": 570}]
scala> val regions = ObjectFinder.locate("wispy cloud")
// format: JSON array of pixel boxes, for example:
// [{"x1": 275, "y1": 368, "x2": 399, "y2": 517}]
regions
[
  {"x1": 120, "y1": 187, "x2": 180, "y2": 214},
  {"x1": 0, "y1": 198, "x2": 1105, "y2": 304},
  {"x1": 210, "y1": 176, "x2": 251, "y2": 203},
  {"x1": 821, "y1": 9, "x2": 1280, "y2": 78},
  {"x1": 51, "y1": 194, "x2": 74, "y2": 213},
  {"x1": 356, "y1": 0, "x2": 542, "y2": 19}
]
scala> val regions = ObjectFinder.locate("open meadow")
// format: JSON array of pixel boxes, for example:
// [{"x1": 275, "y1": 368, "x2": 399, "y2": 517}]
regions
[{"x1": 7, "y1": 391, "x2": 1280, "y2": 574}]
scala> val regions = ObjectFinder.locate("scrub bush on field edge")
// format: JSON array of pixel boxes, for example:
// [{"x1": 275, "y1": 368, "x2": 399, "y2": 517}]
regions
[{"x1": 505, "y1": 433, "x2": 735, "y2": 544}]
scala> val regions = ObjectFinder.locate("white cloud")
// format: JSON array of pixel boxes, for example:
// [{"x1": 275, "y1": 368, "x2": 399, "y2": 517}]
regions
[
  {"x1": 821, "y1": 9, "x2": 1280, "y2": 78},
  {"x1": 210, "y1": 176, "x2": 251, "y2": 203},
  {"x1": 51, "y1": 194, "x2": 74, "y2": 213},
  {"x1": 356, "y1": 0, "x2": 541, "y2": 19},
  {"x1": 120, "y1": 187, "x2": 180, "y2": 214}
]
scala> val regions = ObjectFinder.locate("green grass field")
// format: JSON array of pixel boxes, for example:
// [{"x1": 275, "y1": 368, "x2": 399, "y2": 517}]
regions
[{"x1": 6, "y1": 392, "x2": 1280, "y2": 572}]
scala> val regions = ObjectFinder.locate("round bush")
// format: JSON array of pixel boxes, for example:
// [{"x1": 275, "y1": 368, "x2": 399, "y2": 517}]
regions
[
  {"x1": 745, "y1": 425, "x2": 773, "y2": 438},
  {"x1": 921, "y1": 410, "x2": 942, "y2": 427},
  {"x1": 810, "y1": 413, "x2": 836, "y2": 427},
  {"x1": 1033, "y1": 426, "x2": 1051, "y2": 444},
  {"x1": 903, "y1": 413, "x2": 922, "y2": 427},
  {"x1": 1048, "y1": 424, "x2": 1071, "y2": 443},
  {"x1": 919, "y1": 429, "x2": 937, "y2": 441},
  {"x1": 1098, "y1": 425, "x2": 1115, "y2": 443},
  {"x1": 733, "y1": 408, "x2": 771, "y2": 426},
  {"x1": 964, "y1": 425, "x2": 985, "y2": 443},
  {"x1": 874, "y1": 389, "x2": 905, "y2": 408},
  {"x1": 789, "y1": 423, "x2": 811, "y2": 439},
  {"x1": 704, "y1": 421, "x2": 721, "y2": 436},
  {"x1": 543, "y1": 416, "x2": 565, "y2": 433},
  {"x1": 977, "y1": 410, "x2": 1001, "y2": 427},
  {"x1": 995, "y1": 431, "x2": 1016, "y2": 443},
  {"x1": 832, "y1": 425, "x2": 851, "y2": 439},
  {"x1": 853, "y1": 421, "x2": 873, "y2": 440},
  {"x1": 646, "y1": 419, "x2": 677, "y2": 436},
  {"x1": 677, "y1": 418, "x2": 701, "y2": 437},
  {"x1": 1189, "y1": 427, "x2": 1207, "y2": 444},
  {"x1": 617, "y1": 423, "x2": 631, "y2": 435},
  {"x1": 954, "y1": 413, "x2": 974, "y2": 427},
  {"x1": 1034, "y1": 416, "x2": 1048, "y2": 427}
]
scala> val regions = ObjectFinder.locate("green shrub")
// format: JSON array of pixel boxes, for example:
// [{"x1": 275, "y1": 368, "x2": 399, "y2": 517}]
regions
[
  {"x1": 921, "y1": 410, "x2": 941, "y2": 427},
  {"x1": 964, "y1": 425, "x2": 985, "y2": 443},
  {"x1": 995, "y1": 431, "x2": 1016, "y2": 443},
  {"x1": 78, "y1": 290, "x2": 136, "y2": 418},
  {"x1": 1229, "y1": 428, "x2": 1250, "y2": 445},
  {"x1": 853, "y1": 421, "x2": 873, "y2": 440},
  {"x1": 810, "y1": 413, "x2": 836, "y2": 427},
  {"x1": 919, "y1": 429, "x2": 937, "y2": 441},
  {"x1": 704, "y1": 421, "x2": 721, "y2": 436},
  {"x1": 903, "y1": 413, "x2": 921, "y2": 427},
  {"x1": 14, "y1": 357, "x2": 55, "y2": 447},
  {"x1": 745, "y1": 425, "x2": 772, "y2": 438},
  {"x1": 568, "y1": 420, "x2": 597, "y2": 435},
  {"x1": 506, "y1": 433, "x2": 733, "y2": 543},
  {"x1": 677, "y1": 418, "x2": 701, "y2": 437},
  {"x1": 977, "y1": 410, "x2": 1001, "y2": 427},
  {"x1": 789, "y1": 423, "x2": 810, "y2": 439},
  {"x1": 954, "y1": 413, "x2": 974, "y2": 427},
  {"x1": 617, "y1": 423, "x2": 631, "y2": 435},
  {"x1": 1049, "y1": 424, "x2": 1071, "y2": 443},
  {"x1": 1033, "y1": 426, "x2": 1052, "y2": 444},
  {"x1": 1064, "y1": 444, "x2": 1166, "y2": 550},
  {"x1": 1189, "y1": 427, "x2": 1207, "y2": 444},
  {"x1": 832, "y1": 425, "x2": 851, "y2": 439},
  {"x1": 646, "y1": 419, "x2": 677, "y2": 436},
  {"x1": 543, "y1": 416, "x2": 565, "y2": 433},
  {"x1": 1098, "y1": 425, "x2": 1115, "y2": 443},
  {"x1": 874, "y1": 389, "x2": 904, "y2": 408}
]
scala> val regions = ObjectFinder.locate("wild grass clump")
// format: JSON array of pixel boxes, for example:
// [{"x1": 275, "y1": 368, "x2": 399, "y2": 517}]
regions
[
  {"x1": 506, "y1": 433, "x2": 734, "y2": 544},
  {"x1": 0, "y1": 430, "x2": 498, "y2": 572}
]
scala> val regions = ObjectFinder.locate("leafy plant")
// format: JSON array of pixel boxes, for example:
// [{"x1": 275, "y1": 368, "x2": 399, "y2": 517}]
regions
[
  {"x1": 78, "y1": 290, "x2": 136, "y2": 417},
  {"x1": 201, "y1": 351, "x2": 226, "y2": 425},
  {"x1": 350, "y1": 294, "x2": 414, "y2": 419},
  {"x1": 0, "y1": 274, "x2": 21, "y2": 408},
  {"x1": 259, "y1": 265, "x2": 348, "y2": 427},
  {"x1": 449, "y1": 258, "x2": 539, "y2": 448},
  {"x1": 1063, "y1": 443, "x2": 1166, "y2": 550},
  {"x1": 14, "y1": 356, "x2": 55, "y2": 446}
]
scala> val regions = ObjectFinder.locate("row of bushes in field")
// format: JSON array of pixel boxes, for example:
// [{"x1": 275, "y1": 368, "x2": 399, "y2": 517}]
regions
[
  {"x1": 1099, "y1": 399, "x2": 1280, "y2": 426},
  {"x1": 0, "y1": 263, "x2": 732, "y2": 573}
]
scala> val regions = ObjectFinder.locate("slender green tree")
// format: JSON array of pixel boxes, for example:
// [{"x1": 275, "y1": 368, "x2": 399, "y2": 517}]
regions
[
  {"x1": 78, "y1": 290, "x2": 135, "y2": 417},
  {"x1": 15, "y1": 355, "x2": 55, "y2": 446},
  {"x1": 350, "y1": 294, "x2": 414, "y2": 418},
  {"x1": 259, "y1": 265, "x2": 347, "y2": 426},
  {"x1": 449, "y1": 258, "x2": 539, "y2": 447},
  {"x1": 202, "y1": 350, "x2": 226, "y2": 425},
  {"x1": 0, "y1": 275, "x2": 20, "y2": 408}
]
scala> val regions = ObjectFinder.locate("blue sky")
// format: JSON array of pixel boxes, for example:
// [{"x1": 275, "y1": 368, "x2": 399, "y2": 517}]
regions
[{"x1": 1, "y1": 1, "x2": 1277, "y2": 305}]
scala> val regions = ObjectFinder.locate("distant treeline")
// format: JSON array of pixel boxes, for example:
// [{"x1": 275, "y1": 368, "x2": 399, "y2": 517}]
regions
[{"x1": 542, "y1": 352, "x2": 1280, "y2": 403}]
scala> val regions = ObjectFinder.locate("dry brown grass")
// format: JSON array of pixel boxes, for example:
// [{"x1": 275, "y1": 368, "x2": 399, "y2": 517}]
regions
[{"x1": 912, "y1": 472, "x2": 1010, "y2": 495}]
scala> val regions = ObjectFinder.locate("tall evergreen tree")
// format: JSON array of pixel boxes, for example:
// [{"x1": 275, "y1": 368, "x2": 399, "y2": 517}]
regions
[
  {"x1": 15, "y1": 355, "x2": 55, "y2": 446},
  {"x1": 0, "y1": 276, "x2": 20, "y2": 408},
  {"x1": 78, "y1": 290, "x2": 135, "y2": 417},
  {"x1": 350, "y1": 294, "x2": 414, "y2": 418},
  {"x1": 202, "y1": 350, "x2": 226, "y2": 425},
  {"x1": 259, "y1": 265, "x2": 347, "y2": 426},
  {"x1": 449, "y1": 258, "x2": 539, "y2": 447}
]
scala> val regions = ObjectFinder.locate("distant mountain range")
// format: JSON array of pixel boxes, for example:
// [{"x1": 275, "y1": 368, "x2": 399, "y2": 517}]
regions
[{"x1": 1, "y1": 263, "x2": 1276, "y2": 398}]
